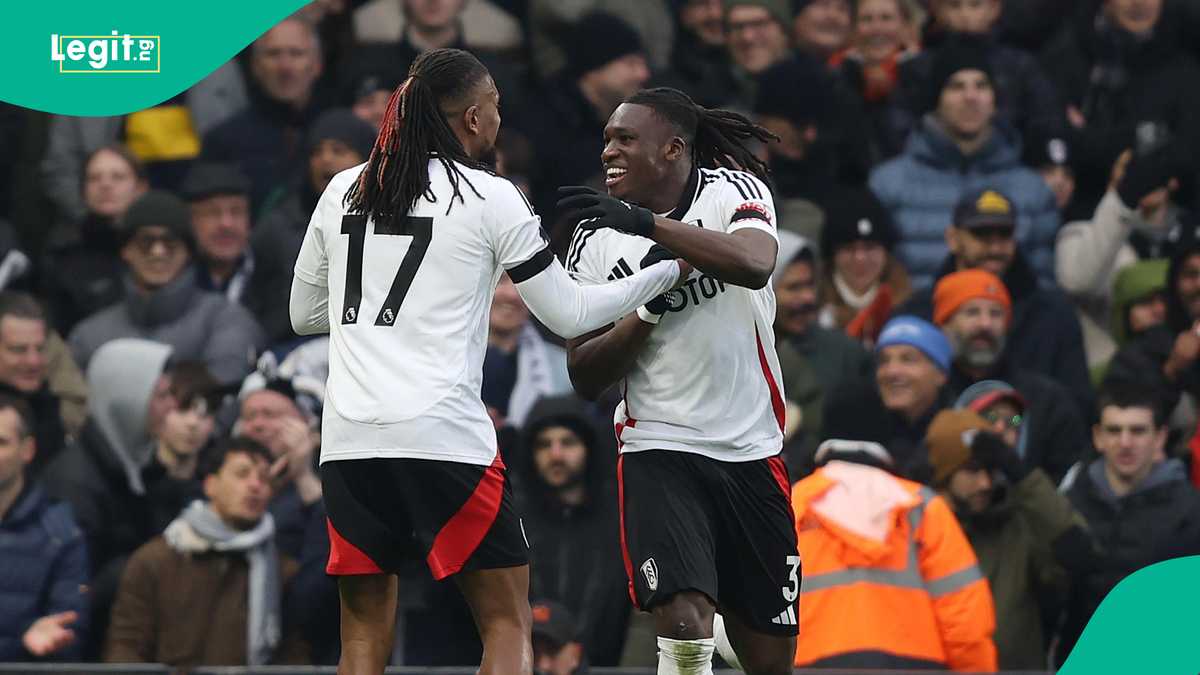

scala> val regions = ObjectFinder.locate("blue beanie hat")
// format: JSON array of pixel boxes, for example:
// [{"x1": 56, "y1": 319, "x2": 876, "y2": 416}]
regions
[{"x1": 876, "y1": 316, "x2": 952, "y2": 373}]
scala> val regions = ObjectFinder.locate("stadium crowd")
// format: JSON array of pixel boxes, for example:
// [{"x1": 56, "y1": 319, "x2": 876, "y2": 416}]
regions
[{"x1": 3, "y1": 0, "x2": 1200, "y2": 671}]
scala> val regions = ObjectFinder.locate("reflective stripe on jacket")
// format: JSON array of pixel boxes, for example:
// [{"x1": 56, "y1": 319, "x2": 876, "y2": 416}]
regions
[{"x1": 792, "y1": 463, "x2": 998, "y2": 671}]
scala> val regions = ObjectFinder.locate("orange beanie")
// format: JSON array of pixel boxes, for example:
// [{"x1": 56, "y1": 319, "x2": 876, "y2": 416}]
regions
[{"x1": 933, "y1": 269, "x2": 1012, "y2": 326}]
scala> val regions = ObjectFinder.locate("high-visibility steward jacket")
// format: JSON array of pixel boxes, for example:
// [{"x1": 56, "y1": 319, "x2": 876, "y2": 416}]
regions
[{"x1": 792, "y1": 460, "x2": 998, "y2": 671}]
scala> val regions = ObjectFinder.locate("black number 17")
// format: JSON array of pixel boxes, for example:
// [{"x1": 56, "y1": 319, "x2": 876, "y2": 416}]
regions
[{"x1": 340, "y1": 214, "x2": 433, "y2": 326}]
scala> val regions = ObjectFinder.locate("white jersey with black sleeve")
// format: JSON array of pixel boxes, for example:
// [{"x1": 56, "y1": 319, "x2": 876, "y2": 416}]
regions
[
  {"x1": 291, "y1": 160, "x2": 681, "y2": 466},
  {"x1": 566, "y1": 167, "x2": 786, "y2": 462}
]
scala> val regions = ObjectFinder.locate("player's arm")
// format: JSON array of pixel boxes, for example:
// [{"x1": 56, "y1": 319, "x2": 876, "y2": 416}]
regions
[
  {"x1": 558, "y1": 183, "x2": 779, "y2": 289},
  {"x1": 290, "y1": 179, "x2": 334, "y2": 336},
  {"x1": 509, "y1": 252, "x2": 688, "y2": 340},
  {"x1": 492, "y1": 180, "x2": 690, "y2": 340},
  {"x1": 647, "y1": 219, "x2": 776, "y2": 289},
  {"x1": 566, "y1": 315, "x2": 655, "y2": 400}
]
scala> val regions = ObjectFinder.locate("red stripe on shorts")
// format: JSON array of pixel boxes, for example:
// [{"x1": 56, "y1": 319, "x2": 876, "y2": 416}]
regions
[
  {"x1": 617, "y1": 454, "x2": 638, "y2": 607},
  {"x1": 326, "y1": 518, "x2": 384, "y2": 575},
  {"x1": 426, "y1": 455, "x2": 505, "y2": 580}
]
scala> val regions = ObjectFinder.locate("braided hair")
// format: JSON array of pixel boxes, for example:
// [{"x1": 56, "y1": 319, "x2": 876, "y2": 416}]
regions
[
  {"x1": 624, "y1": 87, "x2": 777, "y2": 184},
  {"x1": 344, "y1": 48, "x2": 492, "y2": 223}
]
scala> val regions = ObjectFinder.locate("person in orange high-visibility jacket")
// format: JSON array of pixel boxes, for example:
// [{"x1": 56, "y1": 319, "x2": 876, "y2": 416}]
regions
[{"x1": 791, "y1": 438, "x2": 998, "y2": 672}]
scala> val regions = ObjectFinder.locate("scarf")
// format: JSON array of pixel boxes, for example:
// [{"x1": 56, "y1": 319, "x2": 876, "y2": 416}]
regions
[
  {"x1": 507, "y1": 323, "x2": 558, "y2": 429},
  {"x1": 164, "y1": 500, "x2": 280, "y2": 665},
  {"x1": 832, "y1": 272, "x2": 879, "y2": 311}
]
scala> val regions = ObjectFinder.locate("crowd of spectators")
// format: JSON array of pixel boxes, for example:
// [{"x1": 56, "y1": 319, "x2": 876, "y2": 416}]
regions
[{"x1": 3, "y1": 0, "x2": 1200, "y2": 671}]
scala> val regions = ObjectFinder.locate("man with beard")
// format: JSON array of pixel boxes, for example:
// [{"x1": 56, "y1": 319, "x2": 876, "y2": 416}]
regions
[
  {"x1": 896, "y1": 187, "x2": 1093, "y2": 420},
  {"x1": 932, "y1": 268, "x2": 1089, "y2": 483},
  {"x1": 773, "y1": 232, "x2": 872, "y2": 476},
  {"x1": 925, "y1": 409, "x2": 1094, "y2": 670},
  {"x1": 516, "y1": 396, "x2": 630, "y2": 666},
  {"x1": 247, "y1": 108, "x2": 376, "y2": 345}
]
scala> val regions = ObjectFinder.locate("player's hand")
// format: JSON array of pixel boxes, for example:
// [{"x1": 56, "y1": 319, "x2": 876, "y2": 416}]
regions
[
  {"x1": 557, "y1": 186, "x2": 655, "y2": 237},
  {"x1": 23, "y1": 612, "x2": 77, "y2": 656},
  {"x1": 640, "y1": 245, "x2": 681, "y2": 315}
]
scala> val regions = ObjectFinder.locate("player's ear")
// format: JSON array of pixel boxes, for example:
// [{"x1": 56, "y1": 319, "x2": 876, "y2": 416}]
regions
[
  {"x1": 665, "y1": 136, "x2": 687, "y2": 162},
  {"x1": 464, "y1": 104, "x2": 480, "y2": 135}
]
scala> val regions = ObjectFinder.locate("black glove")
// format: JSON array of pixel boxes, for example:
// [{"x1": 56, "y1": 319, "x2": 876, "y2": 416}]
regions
[
  {"x1": 970, "y1": 430, "x2": 1030, "y2": 483},
  {"x1": 1116, "y1": 144, "x2": 1179, "y2": 208},
  {"x1": 640, "y1": 245, "x2": 678, "y2": 315},
  {"x1": 557, "y1": 185, "x2": 655, "y2": 237}
]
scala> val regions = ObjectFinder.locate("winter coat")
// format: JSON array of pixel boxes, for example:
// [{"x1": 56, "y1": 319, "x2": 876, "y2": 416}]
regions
[
  {"x1": 792, "y1": 461, "x2": 997, "y2": 670},
  {"x1": 104, "y1": 536, "x2": 308, "y2": 666},
  {"x1": 896, "y1": 251, "x2": 1094, "y2": 421},
  {"x1": 39, "y1": 214, "x2": 125, "y2": 335},
  {"x1": 868, "y1": 116, "x2": 1060, "y2": 290},
  {"x1": 953, "y1": 470, "x2": 1079, "y2": 669},
  {"x1": 948, "y1": 364, "x2": 1090, "y2": 485},
  {"x1": 245, "y1": 188, "x2": 316, "y2": 345},
  {"x1": 1040, "y1": 2, "x2": 1200, "y2": 217},
  {"x1": 69, "y1": 273, "x2": 264, "y2": 385},
  {"x1": 660, "y1": 29, "x2": 740, "y2": 109},
  {"x1": 45, "y1": 331, "x2": 88, "y2": 439},
  {"x1": 1059, "y1": 458, "x2": 1200, "y2": 664},
  {"x1": 0, "y1": 483, "x2": 89, "y2": 662},
  {"x1": 516, "y1": 396, "x2": 630, "y2": 666}
]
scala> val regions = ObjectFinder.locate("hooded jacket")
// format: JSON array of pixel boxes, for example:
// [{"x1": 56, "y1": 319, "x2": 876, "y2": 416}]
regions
[
  {"x1": 69, "y1": 272, "x2": 264, "y2": 385},
  {"x1": 1059, "y1": 458, "x2": 1200, "y2": 664},
  {"x1": 42, "y1": 339, "x2": 173, "y2": 577},
  {"x1": 869, "y1": 116, "x2": 1060, "y2": 290},
  {"x1": 0, "y1": 483, "x2": 90, "y2": 662},
  {"x1": 950, "y1": 469, "x2": 1080, "y2": 669},
  {"x1": 792, "y1": 458, "x2": 997, "y2": 670},
  {"x1": 896, "y1": 250, "x2": 1095, "y2": 420},
  {"x1": 515, "y1": 396, "x2": 630, "y2": 666}
]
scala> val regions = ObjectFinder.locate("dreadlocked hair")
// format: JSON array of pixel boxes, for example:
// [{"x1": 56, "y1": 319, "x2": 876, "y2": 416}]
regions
[
  {"x1": 625, "y1": 87, "x2": 777, "y2": 185},
  {"x1": 344, "y1": 48, "x2": 492, "y2": 222}
]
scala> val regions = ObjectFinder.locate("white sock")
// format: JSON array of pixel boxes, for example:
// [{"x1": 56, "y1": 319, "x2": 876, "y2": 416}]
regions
[
  {"x1": 657, "y1": 636, "x2": 715, "y2": 675},
  {"x1": 712, "y1": 613, "x2": 744, "y2": 671}
]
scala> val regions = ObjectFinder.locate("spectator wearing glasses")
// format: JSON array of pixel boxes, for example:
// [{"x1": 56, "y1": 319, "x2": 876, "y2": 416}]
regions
[
  {"x1": 932, "y1": 270, "x2": 1090, "y2": 484},
  {"x1": 67, "y1": 191, "x2": 265, "y2": 385}
]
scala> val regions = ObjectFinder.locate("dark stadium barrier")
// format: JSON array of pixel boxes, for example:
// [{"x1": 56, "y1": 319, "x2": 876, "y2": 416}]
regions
[{"x1": 0, "y1": 666, "x2": 1052, "y2": 674}]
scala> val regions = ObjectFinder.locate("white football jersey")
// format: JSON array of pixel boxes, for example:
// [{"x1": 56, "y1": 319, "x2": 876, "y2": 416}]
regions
[
  {"x1": 567, "y1": 168, "x2": 786, "y2": 462},
  {"x1": 294, "y1": 160, "x2": 553, "y2": 466}
]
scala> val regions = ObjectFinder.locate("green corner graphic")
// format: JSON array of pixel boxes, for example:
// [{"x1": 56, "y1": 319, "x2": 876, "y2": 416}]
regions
[
  {"x1": 2, "y1": 0, "x2": 309, "y2": 115},
  {"x1": 1059, "y1": 555, "x2": 1200, "y2": 674}
]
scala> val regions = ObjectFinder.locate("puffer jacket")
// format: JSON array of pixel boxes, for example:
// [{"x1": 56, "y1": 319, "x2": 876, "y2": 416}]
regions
[
  {"x1": 0, "y1": 483, "x2": 90, "y2": 662},
  {"x1": 869, "y1": 116, "x2": 1060, "y2": 290}
]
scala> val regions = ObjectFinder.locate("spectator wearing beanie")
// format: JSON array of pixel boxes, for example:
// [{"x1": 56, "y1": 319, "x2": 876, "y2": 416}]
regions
[
  {"x1": 181, "y1": 162, "x2": 255, "y2": 304},
  {"x1": 890, "y1": 0, "x2": 1063, "y2": 154},
  {"x1": 820, "y1": 315, "x2": 956, "y2": 479},
  {"x1": 926, "y1": 408, "x2": 1093, "y2": 671},
  {"x1": 247, "y1": 109, "x2": 376, "y2": 346},
  {"x1": 773, "y1": 231, "x2": 873, "y2": 476},
  {"x1": 793, "y1": 0, "x2": 852, "y2": 60},
  {"x1": 895, "y1": 187, "x2": 1093, "y2": 420},
  {"x1": 869, "y1": 35, "x2": 1060, "y2": 289},
  {"x1": 791, "y1": 404, "x2": 997, "y2": 670},
  {"x1": 931, "y1": 269, "x2": 1091, "y2": 483},
  {"x1": 818, "y1": 188, "x2": 911, "y2": 346},
  {"x1": 68, "y1": 190, "x2": 265, "y2": 384},
  {"x1": 518, "y1": 12, "x2": 650, "y2": 238}
]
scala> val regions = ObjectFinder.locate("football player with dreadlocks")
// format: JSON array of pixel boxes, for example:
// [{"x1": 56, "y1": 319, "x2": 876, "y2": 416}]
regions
[
  {"x1": 559, "y1": 87, "x2": 797, "y2": 675},
  {"x1": 289, "y1": 50, "x2": 691, "y2": 675}
]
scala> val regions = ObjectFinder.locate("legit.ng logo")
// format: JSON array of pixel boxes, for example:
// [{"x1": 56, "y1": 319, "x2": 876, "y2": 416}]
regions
[{"x1": 50, "y1": 31, "x2": 160, "y2": 73}]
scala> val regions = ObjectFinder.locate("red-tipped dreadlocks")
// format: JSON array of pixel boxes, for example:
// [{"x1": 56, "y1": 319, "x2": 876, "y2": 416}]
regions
[{"x1": 345, "y1": 49, "x2": 491, "y2": 225}]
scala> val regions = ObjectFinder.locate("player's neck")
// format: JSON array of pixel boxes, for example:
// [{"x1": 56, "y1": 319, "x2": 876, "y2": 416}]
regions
[
  {"x1": 406, "y1": 24, "x2": 459, "y2": 53},
  {"x1": 635, "y1": 164, "x2": 693, "y2": 215}
]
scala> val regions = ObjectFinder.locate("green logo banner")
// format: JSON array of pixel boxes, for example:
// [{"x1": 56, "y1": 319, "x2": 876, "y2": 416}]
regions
[
  {"x1": 2, "y1": 0, "x2": 308, "y2": 115},
  {"x1": 1059, "y1": 555, "x2": 1200, "y2": 674}
]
